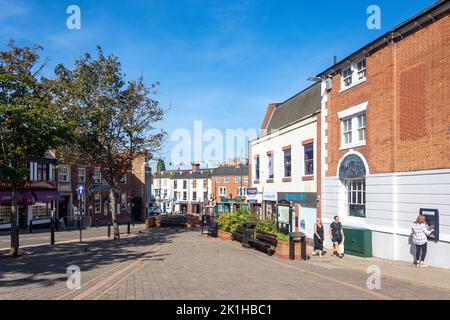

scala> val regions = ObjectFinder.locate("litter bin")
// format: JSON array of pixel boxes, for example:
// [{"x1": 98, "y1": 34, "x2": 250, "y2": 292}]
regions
[
  {"x1": 289, "y1": 232, "x2": 307, "y2": 261},
  {"x1": 242, "y1": 222, "x2": 256, "y2": 248}
]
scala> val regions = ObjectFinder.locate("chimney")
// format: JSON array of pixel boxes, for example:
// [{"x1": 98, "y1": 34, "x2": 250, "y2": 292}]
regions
[{"x1": 333, "y1": 55, "x2": 337, "y2": 65}]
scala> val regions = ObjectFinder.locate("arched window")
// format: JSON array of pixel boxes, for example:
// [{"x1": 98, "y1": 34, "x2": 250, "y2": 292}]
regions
[{"x1": 339, "y1": 154, "x2": 366, "y2": 218}]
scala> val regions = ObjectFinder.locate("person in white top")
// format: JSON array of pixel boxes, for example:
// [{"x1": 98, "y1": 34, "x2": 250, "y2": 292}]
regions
[{"x1": 411, "y1": 214, "x2": 434, "y2": 267}]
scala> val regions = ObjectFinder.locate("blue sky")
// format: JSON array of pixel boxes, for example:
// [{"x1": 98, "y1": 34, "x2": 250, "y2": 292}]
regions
[{"x1": 0, "y1": 0, "x2": 436, "y2": 168}]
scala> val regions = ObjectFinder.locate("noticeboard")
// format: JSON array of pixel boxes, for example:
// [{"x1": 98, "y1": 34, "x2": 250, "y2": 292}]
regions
[{"x1": 278, "y1": 205, "x2": 290, "y2": 224}]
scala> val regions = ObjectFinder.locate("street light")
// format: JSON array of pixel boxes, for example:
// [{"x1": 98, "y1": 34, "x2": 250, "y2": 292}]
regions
[{"x1": 307, "y1": 76, "x2": 323, "y2": 82}]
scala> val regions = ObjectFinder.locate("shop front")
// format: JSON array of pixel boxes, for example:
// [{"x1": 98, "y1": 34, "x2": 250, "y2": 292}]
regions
[
  {"x1": 263, "y1": 192, "x2": 277, "y2": 220},
  {"x1": 247, "y1": 187, "x2": 262, "y2": 217},
  {"x1": 0, "y1": 181, "x2": 60, "y2": 230}
]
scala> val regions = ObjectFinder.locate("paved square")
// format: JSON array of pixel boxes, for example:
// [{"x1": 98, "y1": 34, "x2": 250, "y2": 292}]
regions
[{"x1": 1, "y1": 228, "x2": 449, "y2": 300}]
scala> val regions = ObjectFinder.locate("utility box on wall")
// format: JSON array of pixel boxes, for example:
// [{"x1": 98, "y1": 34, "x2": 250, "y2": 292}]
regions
[{"x1": 343, "y1": 228, "x2": 372, "y2": 258}]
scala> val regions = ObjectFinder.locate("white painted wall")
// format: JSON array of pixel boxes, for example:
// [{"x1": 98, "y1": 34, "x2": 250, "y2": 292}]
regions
[
  {"x1": 322, "y1": 168, "x2": 450, "y2": 269},
  {"x1": 249, "y1": 116, "x2": 318, "y2": 197}
]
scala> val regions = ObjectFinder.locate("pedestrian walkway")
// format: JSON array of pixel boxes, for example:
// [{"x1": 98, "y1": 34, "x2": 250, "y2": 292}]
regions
[
  {"x1": 0, "y1": 223, "x2": 146, "y2": 251},
  {"x1": 0, "y1": 228, "x2": 449, "y2": 300}
]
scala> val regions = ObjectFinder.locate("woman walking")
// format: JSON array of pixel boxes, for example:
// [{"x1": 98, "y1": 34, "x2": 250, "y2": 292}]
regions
[
  {"x1": 412, "y1": 214, "x2": 433, "y2": 267},
  {"x1": 312, "y1": 218, "x2": 324, "y2": 257}
]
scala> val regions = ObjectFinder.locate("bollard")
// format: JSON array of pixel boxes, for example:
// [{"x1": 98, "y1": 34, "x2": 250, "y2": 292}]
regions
[
  {"x1": 79, "y1": 217, "x2": 82, "y2": 243},
  {"x1": 29, "y1": 220, "x2": 33, "y2": 234},
  {"x1": 16, "y1": 226, "x2": 19, "y2": 248},
  {"x1": 132, "y1": 217, "x2": 135, "y2": 227},
  {"x1": 50, "y1": 222, "x2": 55, "y2": 245},
  {"x1": 108, "y1": 223, "x2": 111, "y2": 238},
  {"x1": 127, "y1": 221, "x2": 131, "y2": 235}
]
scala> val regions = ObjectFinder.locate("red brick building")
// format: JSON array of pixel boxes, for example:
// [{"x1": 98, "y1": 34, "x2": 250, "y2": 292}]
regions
[
  {"x1": 318, "y1": 2, "x2": 449, "y2": 268},
  {"x1": 212, "y1": 160, "x2": 249, "y2": 213},
  {"x1": 57, "y1": 155, "x2": 147, "y2": 226}
]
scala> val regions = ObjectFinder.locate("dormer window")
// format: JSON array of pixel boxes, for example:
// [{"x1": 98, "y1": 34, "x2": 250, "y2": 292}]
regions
[{"x1": 341, "y1": 58, "x2": 367, "y2": 91}]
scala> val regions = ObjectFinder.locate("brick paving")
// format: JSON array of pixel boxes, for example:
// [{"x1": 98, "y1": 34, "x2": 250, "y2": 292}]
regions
[{"x1": 0, "y1": 228, "x2": 449, "y2": 300}]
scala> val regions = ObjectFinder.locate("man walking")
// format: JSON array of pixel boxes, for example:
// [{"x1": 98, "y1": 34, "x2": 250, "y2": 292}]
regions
[{"x1": 329, "y1": 216, "x2": 345, "y2": 258}]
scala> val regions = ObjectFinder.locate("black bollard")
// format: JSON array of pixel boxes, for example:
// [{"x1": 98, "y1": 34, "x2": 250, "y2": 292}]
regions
[
  {"x1": 50, "y1": 222, "x2": 55, "y2": 245},
  {"x1": 29, "y1": 220, "x2": 33, "y2": 234},
  {"x1": 16, "y1": 226, "x2": 19, "y2": 248},
  {"x1": 108, "y1": 223, "x2": 111, "y2": 238},
  {"x1": 132, "y1": 217, "x2": 135, "y2": 227},
  {"x1": 127, "y1": 221, "x2": 131, "y2": 235}
]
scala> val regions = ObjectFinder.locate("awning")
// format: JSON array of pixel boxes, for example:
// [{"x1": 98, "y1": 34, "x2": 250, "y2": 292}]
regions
[
  {"x1": 0, "y1": 191, "x2": 35, "y2": 205},
  {"x1": 32, "y1": 191, "x2": 60, "y2": 202},
  {"x1": 20, "y1": 191, "x2": 35, "y2": 205}
]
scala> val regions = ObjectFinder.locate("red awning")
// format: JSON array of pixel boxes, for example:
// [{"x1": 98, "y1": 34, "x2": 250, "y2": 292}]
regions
[{"x1": 32, "y1": 191, "x2": 60, "y2": 202}]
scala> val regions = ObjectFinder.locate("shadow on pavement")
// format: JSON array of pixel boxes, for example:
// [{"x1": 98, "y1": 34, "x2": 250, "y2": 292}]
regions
[{"x1": 0, "y1": 227, "x2": 200, "y2": 289}]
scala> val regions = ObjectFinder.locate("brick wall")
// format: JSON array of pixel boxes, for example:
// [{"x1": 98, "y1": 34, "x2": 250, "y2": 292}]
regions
[{"x1": 325, "y1": 15, "x2": 450, "y2": 176}]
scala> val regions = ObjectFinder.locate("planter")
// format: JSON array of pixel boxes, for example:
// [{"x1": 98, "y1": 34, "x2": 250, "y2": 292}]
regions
[
  {"x1": 218, "y1": 230, "x2": 232, "y2": 241},
  {"x1": 146, "y1": 217, "x2": 156, "y2": 229},
  {"x1": 275, "y1": 240, "x2": 302, "y2": 260}
]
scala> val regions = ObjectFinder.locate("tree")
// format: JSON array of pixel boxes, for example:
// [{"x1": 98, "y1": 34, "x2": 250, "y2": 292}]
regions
[
  {"x1": 52, "y1": 47, "x2": 166, "y2": 239},
  {"x1": 0, "y1": 41, "x2": 72, "y2": 257}
]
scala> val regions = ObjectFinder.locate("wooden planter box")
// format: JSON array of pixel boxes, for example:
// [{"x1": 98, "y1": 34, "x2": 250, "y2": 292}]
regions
[
  {"x1": 218, "y1": 230, "x2": 232, "y2": 241},
  {"x1": 275, "y1": 240, "x2": 302, "y2": 260},
  {"x1": 146, "y1": 217, "x2": 156, "y2": 229}
]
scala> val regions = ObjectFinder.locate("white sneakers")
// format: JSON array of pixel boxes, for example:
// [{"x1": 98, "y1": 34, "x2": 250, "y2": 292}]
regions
[{"x1": 416, "y1": 261, "x2": 430, "y2": 268}]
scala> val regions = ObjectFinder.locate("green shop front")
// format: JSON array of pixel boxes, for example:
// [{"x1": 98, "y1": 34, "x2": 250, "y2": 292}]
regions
[{"x1": 216, "y1": 197, "x2": 248, "y2": 214}]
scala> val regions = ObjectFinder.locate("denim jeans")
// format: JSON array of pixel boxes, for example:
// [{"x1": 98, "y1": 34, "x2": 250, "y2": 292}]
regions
[{"x1": 415, "y1": 243, "x2": 427, "y2": 262}]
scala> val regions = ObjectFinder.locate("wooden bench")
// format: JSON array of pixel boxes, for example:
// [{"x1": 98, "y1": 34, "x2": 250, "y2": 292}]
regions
[
  {"x1": 248, "y1": 231, "x2": 277, "y2": 256},
  {"x1": 160, "y1": 215, "x2": 187, "y2": 228},
  {"x1": 231, "y1": 225, "x2": 244, "y2": 243}
]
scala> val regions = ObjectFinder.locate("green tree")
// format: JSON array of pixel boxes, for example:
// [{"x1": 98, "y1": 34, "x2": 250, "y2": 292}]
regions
[
  {"x1": 52, "y1": 47, "x2": 166, "y2": 239},
  {"x1": 0, "y1": 41, "x2": 72, "y2": 257}
]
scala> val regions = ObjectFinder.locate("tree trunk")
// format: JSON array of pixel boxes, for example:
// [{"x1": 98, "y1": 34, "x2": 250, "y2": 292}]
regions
[
  {"x1": 109, "y1": 188, "x2": 120, "y2": 240},
  {"x1": 10, "y1": 186, "x2": 19, "y2": 258}
]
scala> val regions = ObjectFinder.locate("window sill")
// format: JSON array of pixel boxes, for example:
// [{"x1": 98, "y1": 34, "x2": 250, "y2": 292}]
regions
[
  {"x1": 282, "y1": 177, "x2": 292, "y2": 182},
  {"x1": 253, "y1": 180, "x2": 260, "y2": 184},
  {"x1": 339, "y1": 141, "x2": 366, "y2": 151},
  {"x1": 302, "y1": 175, "x2": 314, "y2": 181},
  {"x1": 339, "y1": 78, "x2": 366, "y2": 93},
  {"x1": 266, "y1": 179, "x2": 274, "y2": 184}
]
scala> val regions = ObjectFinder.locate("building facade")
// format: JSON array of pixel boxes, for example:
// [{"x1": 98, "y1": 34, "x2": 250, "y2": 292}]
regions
[
  {"x1": 57, "y1": 155, "x2": 147, "y2": 226},
  {"x1": 248, "y1": 83, "x2": 321, "y2": 238},
  {"x1": 152, "y1": 163, "x2": 213, "y2": 214},
  {"x1": 211, "y1": 162, "x2": 249, "y2": 214},
  {"x1": 318, "y1": 2, "x2": 450, "y2": 268},
  {"x1": 0, "y1": 152, "x2": 59, "y2": 230}
]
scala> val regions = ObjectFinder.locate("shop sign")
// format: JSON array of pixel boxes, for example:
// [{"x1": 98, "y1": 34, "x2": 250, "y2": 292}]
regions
[
  {"x1": 277, "y1": 192, "x2": 317, "y2": 207},
  {"x1": 263, "y1": 192, "x2": 277, "y2": 201}
]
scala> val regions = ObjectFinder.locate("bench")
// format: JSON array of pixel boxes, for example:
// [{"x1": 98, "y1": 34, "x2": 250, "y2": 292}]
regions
[
  {"x1": 207, "y1": 222, "x2": 218, "y2": 238},
  {"x1": 231, "y1": 225, "x2": 244, "y2": 243},
  {"x1": 160, "y1": 215, "x2": 187, "y2": 228},
  {"x1": 248, "y1": 231, "x2": 277, "y2": 256}
]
